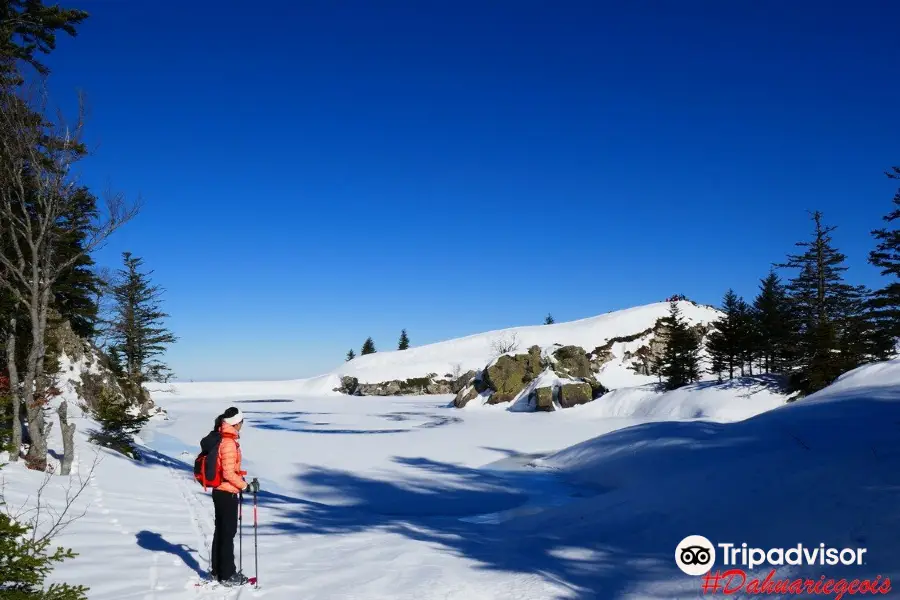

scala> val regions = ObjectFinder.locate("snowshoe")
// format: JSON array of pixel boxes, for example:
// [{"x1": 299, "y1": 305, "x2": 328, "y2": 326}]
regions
[{"x1": 221, "y1": 572, "x2": 250, "y2": 587}]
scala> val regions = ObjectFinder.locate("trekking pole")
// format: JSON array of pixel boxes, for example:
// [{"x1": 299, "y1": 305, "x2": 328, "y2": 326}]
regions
[
  {"x1": 238, "y1": 491, "x2": 243, "y2": 574},
  {"x1": 252, "y1": 478, "x2": 259, "y2": 588}
]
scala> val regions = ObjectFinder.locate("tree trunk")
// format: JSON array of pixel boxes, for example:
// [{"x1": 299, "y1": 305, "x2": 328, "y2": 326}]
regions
[
  {"x1": 6, "y1": 319, "x2": 21, "y2": 461},
  {"x1": 57, "y1": 401, "x2": 75, "y2": 475},
  {"x1": 23, "y1": 285, "x2": 49, "y2": 471}
]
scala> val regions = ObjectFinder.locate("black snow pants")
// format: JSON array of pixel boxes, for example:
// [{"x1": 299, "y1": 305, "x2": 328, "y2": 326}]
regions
[{"x1": 211, "y1": 489, "x2": 239, "y2": 580}]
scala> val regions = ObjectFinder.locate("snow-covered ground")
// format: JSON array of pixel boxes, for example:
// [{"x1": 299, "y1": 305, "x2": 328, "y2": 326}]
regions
[{"x1": 6, "y1": 355, "x2": 900, "y2": 599}]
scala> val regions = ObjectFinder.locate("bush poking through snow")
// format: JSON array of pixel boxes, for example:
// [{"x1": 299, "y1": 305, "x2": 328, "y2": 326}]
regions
[
  {"x1": 88, "y1": 388, "x2": 149, "y2": 459},
  {"x1": 0, "y1": 456, "x2": 99, "y2": 599},
  {"x1": 490, "y1": 332, "x2": 520, "y2": 356}
]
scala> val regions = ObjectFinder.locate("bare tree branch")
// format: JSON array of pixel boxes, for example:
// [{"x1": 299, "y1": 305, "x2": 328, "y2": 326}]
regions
[{"x1": 2, "y1": 448, "x2": 101, "y2": 544}]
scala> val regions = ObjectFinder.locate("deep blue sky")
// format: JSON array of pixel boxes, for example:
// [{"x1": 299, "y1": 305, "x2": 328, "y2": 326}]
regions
[{"x1": 38, "y1": 1, "x2": 900, "y2": 381}]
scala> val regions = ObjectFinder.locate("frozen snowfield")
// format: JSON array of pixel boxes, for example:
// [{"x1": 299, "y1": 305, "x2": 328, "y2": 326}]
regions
[{"x1": 4, "y1": 359, "x2": 900, "y2": 599}]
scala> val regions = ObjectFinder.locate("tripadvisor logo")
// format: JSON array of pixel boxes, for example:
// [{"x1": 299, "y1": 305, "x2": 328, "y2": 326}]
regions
[{"x1": 676, "y1": 535, "x2": 716, "y2": 576}]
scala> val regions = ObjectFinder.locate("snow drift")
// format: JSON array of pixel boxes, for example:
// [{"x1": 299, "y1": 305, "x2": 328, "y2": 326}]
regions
[{"x1": 518, "y1": 357, "x2": 900, "y2": 596}]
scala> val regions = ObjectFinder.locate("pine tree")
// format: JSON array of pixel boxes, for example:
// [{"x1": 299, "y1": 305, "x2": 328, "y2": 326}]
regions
[
  {"x1": 398, "y1": 329, "x2": 409, "y2": 350},
  {"x1": 51, "y1": 187, "x2": 103, "y2": 339},
  {"x1": 867, "y1": 166, "x2": 900, "y2": 343},
  {"x1": 707, "y1": 347, "x2": 726, "y2": 383},
  {"x1": 0, "y1": 0, "x2": 89, "y2": 86},
  {"x1": 108, "y1": 252, "x2": 177, "y2": 388},
  {"x1": 361, "y1": 337, "x2": 376, "y2": 355},
  {"x1": 734, "y1": 296, "x2": 758, "y2": 376},
  {"x1": 751, "y1": 271, "x2": 792, "y2": 373},
  {"x1": 659, "y1": 300, "x2": 701, "y2": 390},
  {"x1": 544, "y1": 313, "x2": 554, "y2": 324},
  {"x1": 88, "y1": 387, "x2": 150, "y2": 459},
  {"x1": 705, "y1": 290, "x2": 744, "y2": 379},
  {"x1": 776, "y1": 211, "x2": 875, "y2": 394},
  {"x1": 346, "y1": 349, "x2": 355, "y2": 361}
]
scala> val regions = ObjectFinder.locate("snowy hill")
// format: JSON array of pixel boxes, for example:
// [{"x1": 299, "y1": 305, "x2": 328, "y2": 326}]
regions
[
  {"x1": 334, "y1": 300, "x2": 720, "y2": 384},
  {"x1": 3, "y1": 351, "x2": 897, "y2": 598},
  {"x1": 163, "y1": 300, "x2": 724, "y2": 405}
]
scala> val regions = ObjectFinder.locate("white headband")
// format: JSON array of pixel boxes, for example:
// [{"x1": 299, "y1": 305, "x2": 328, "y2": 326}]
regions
[{"x1": 223, "y1": 409, "x2": 243, "y2": 425}]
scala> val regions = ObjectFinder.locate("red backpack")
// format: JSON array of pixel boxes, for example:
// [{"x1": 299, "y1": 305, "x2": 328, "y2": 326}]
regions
[{"x1": 194, "y1": 430, "x2": 223, "y2": 490}]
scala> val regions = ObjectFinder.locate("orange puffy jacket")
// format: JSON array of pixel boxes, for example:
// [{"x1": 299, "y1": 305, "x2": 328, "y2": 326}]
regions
[{"x1": 215, "y1": 422, "x2": 247, "y2": 494}]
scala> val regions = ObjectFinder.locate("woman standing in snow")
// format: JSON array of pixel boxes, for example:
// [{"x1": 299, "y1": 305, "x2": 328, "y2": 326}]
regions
[{"x1": 204, "y1": 407, "x2": 259, "y2": 586}]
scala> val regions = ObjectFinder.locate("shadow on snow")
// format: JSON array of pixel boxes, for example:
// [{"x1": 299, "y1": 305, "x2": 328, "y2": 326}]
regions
[
  {"x1": 128, "y1": 384, "x2": 900, "y2": 598},
  {"x1": 244, "y1": 410, "x2": 462, "y2": 435},
  {"x1": 252, "y1": 392, "x2": 900, "y2": 599},
  {"x1": 136, "y1": 530, "x2": 207, "y2": 578}
]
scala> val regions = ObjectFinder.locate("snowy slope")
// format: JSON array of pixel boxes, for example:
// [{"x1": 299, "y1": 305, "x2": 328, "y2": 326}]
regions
[
  {"x1": 522, "y1": 358, "x2": 900, "y2": 596},
  {"x1": 562, "y1": 375, "x2": 789, "y2": 421},
  {"x1": 158, "y1": 300, "x2": 723, "y2": 400},
  {"x1": 332, "y1": 300, "x2": 719, "y2": 384}
]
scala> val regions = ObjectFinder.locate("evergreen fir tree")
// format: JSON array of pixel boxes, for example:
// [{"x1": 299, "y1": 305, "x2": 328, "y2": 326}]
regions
[
  {"x1": 0, "y1": 0, "x2": 89, "y2": 86},
  {"x1": 659, "y1": 300, "x2": 701, "y2": 390},
  {"x1": 108, "y1": 252, "x2": 177, "y2": 387},
  {"x1": 398, "y1": 329, "x2": 409, "y2": 350},
  {"x1": 88, "y1": 387, "x2": 150, "y2": 459},
  {"x1": 707, "y1": 347, "x2": 726, "y2": 383},
  {"x1": 776, "y1": 211, "x2": 875, "y2": 394},
  {"x1": 867, "y1": 166, "x2": 900, "y2": 343},
  {"x1": 346, "y1": 349, "x2": 355, "y2": 361},
  {"x1": 544, "y1": 313, "x2": 554, "y2": 324},
  {"x1": 51, "y1": 187, "x2": 103, "y2": 339},
  {"x1": 361, "y1": 337, "x2": 376, "y2": 355},
  {"x1": 751, "y1": 271, "x2": 792, "y2": 373},
  {"x1": 734, "y1": 296, "x2": 758, "y2": 376},
  {"x1": 705, "y1": 290, "x2": 743, "y2": 379}
]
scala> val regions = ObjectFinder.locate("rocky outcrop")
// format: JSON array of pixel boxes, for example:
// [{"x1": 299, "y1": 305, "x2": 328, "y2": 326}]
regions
[
  {"x1": 534, "y1": 386, "x2": 554, "y2": 411},
  {"x1": 451, "y1": 370, "x2": 478, "y2": 394},
  {"x1": 623, "y1": 319, "x2": 713, "y2": 376},
  {"x1": 338, "y1": 376, "x2": 359, "y2": 394},
  {"x1": 338, "y1": 374, "x2": 456, "y2": 397},
  {"x1": 48, "y1": 317, "x2": 164, "y2": 418},
  {"x1": 453, "y1": 386, "x2": 478, "y2": 408},
  {"x1": 452, "y1": 374, "x2": 489, "y2": 408},
  {"x1": 588, "y1": 325, "x2": 656, "y2": 373},
  {"x1": 47, "y1": 318, "x2": 89, "y2": 365},
  {"x1": 340, "y1": 343, "x2": 611, "y2": 412},
  {"x1": 483, "y1": 346, "x2": 543, "y2": 404},
  {"x1": 426, "y1": 380, "x2": 453, "y2": 394},
  {"x1": 559, "y1": 382, "x2": 593, "y2": 408},
  {"x1": 552, "y1": 345, "x2": 592, "y2": 379}
]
